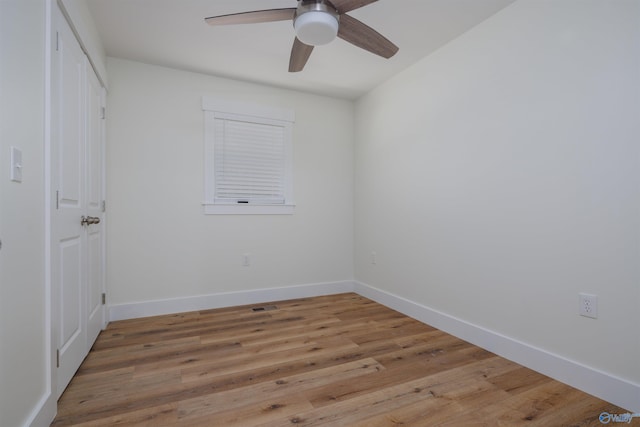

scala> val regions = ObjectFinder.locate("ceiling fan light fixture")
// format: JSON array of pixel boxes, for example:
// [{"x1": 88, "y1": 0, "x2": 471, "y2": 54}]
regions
[{"x1": 294, "y1": 10, "x2": 339, "y2": 46}]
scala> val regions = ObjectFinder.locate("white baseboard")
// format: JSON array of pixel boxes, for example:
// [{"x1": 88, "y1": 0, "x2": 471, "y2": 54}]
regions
[
  {"x1": 25, "y1": 390, "x2": 56, "y2": 427},
  {"x1": 107, "y1": 279, "x2": 639, "y2": 413},
  {"x1": 108, "y1": 280, "x2": 354, "y2": 322},
  {"x1": 353, "y1": 281, "x2": 640, "y2": 413}
]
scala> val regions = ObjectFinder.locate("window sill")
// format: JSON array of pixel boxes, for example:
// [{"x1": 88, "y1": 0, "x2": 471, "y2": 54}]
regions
[{"x1": 202, "y1": 203, "x2": 295, "y2": 215}]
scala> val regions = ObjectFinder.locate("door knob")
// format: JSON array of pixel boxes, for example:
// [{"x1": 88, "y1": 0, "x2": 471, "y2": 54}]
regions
[{"x1": 81, "y1": 216, "x2": 101, "y2": 226}]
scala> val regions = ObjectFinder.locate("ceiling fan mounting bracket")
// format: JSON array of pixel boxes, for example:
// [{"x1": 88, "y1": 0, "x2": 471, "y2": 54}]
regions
[{"x1": 296, "y1": 0, "x2": 339, "y2": 17}]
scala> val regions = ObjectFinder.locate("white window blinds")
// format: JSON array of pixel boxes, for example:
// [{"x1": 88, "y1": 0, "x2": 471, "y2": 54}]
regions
[
  {"x1": 214, "y1": 116, "x2": 286, "y2": 204},
  {"x1": 203, "y1": 98, "x2": 294, "y2": 215}
]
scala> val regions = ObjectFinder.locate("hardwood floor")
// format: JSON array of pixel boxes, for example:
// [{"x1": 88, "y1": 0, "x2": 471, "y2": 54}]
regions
[{"x1": 53, "y1": 293, "x2": 625, "y2": 426}]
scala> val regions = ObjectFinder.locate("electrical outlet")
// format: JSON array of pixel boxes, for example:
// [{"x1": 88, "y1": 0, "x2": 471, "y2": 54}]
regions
[
  {"x1": 371, "y1": 251, "x2": 377, "y2": 265},
  {"x1": 242, "y1": 253, "x2": 251, "y2": 267},
  {"x1": 579, "y1": 293, "x2": 598, "y2": 319}
]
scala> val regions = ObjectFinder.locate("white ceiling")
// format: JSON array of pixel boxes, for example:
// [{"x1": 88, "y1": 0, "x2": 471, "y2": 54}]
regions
[{"x1": 86, "y1": 0, "x2": 516, "y2": 100}]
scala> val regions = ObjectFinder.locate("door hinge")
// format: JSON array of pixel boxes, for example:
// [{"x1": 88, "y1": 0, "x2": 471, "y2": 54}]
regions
[
  {"x1": 56, "y1": 349, "x2": 60, "y2": 368},
  {"x1": 101, "y1": 107, "x2": 106, "y2": 120},
  {"x1": 56, "y1": 190, "x2": 60, "y2": 210},
  {"x1": 101, "y1": 200, "x2": 106, "y2": 212},
  {"x1": 102, "y1": 293, "x2": 106, "y2": 305}
]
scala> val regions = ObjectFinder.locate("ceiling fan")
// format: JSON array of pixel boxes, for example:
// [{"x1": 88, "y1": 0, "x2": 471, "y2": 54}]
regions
[{"x1": 205, "y1": 0, "x2": 398, "y2": 72}]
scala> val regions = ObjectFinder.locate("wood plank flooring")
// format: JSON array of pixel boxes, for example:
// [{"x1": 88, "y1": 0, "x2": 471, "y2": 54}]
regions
[{"x1": 53, "y1": 293, "x2": 626, "y2": 426}]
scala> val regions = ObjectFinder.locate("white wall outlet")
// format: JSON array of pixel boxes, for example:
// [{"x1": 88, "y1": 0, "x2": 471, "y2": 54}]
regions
[
  {"x1": 579, "y1": 293, "x2": 598, "y2": 319},
  {"x1": 371, "y1": 251, "x2": 377, "y2": 265},
  {"x1": 242, "y1": 253, "x2": 251, "y2": 267}
]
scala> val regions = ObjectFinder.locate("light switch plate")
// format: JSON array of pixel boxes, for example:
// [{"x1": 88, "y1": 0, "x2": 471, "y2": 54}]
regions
[{"x1": 10, "y1": 146, "x2": 22, "y2": 182}]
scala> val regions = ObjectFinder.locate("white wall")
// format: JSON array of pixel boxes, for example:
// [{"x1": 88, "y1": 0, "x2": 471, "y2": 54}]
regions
[
  {"x1": 106, "y1": 58, "x2": 354, "y2": 308},
  {"x1": 0, "y1": 1, "x2": 52, "y2": 426},
  {"x1": 355, "y1": 0, "x2": 639, "y2": 396}
]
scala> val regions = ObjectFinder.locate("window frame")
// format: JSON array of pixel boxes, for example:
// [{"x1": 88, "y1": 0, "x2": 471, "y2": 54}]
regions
[{"x1": 202, "y1": 97, "x2": 295, "y2": 215}]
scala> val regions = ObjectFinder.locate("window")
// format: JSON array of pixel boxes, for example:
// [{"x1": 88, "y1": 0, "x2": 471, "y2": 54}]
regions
[{"x1": 202, "y1": 97, "x2": 295, "y2": 214}]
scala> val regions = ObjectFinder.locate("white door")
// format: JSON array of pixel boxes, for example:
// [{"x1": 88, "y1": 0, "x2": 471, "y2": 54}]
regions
[
  {"x1": 51, "y1": 6, "x2": 105, "y2": 397},
  {"x1": 85, "y1": 66, "x2": 105, "y2": 348}
]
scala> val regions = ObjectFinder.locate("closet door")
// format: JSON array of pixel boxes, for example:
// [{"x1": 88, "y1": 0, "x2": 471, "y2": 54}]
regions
[
  {"x1": 52, "y1": 6, "x2": 87, "y2": 397},
  {"x1": 85, "y1": 64, "x2": 105, "y2": 348},
  {"x1": 51, "y1": 5, "x2": 105, "y2": 398}
]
